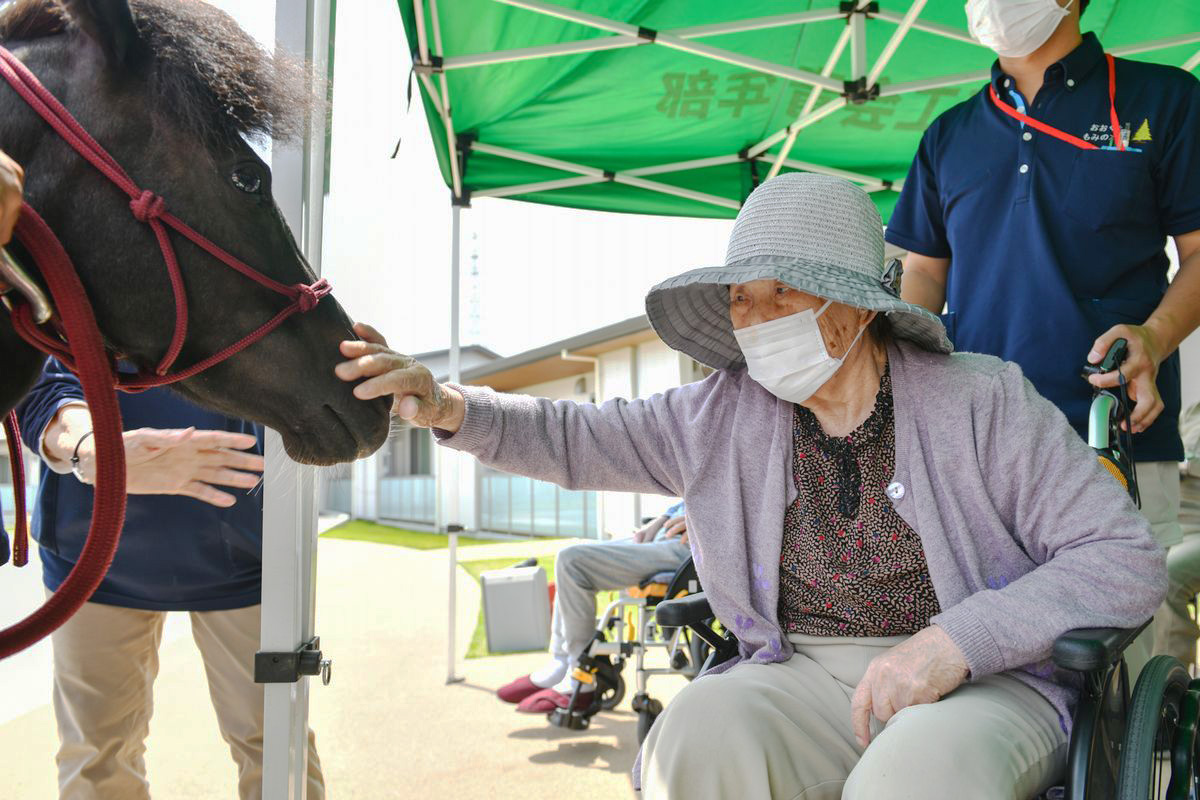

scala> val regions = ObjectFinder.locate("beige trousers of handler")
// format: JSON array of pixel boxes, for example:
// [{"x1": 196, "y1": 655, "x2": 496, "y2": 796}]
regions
[
  {"x1": 1122, "y1": 461, "x2": 1183, "y2": 679},
  {"x1": 48, "y1": 599, "x2": 324, "y2": 800},
  {"x1": 641, "y1": 633, "x2": 1067, "y2": 800}
]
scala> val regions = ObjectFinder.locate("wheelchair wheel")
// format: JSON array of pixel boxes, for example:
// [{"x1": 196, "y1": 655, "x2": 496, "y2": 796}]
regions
[
  {"x1": 636, "y1": 698, "x2": 663, "y2": 744},
  {"x1": 598, "y1": 672, "x2": 625, "y2": 711},
  {"x1": 1117, "y1": 655, "x2": 1193, "y2": 799}
]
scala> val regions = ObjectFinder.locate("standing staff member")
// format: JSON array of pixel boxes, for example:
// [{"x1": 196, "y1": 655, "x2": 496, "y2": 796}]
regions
[{"x1": 887, "y1": 0, "x2": 1200, "y2": 675}]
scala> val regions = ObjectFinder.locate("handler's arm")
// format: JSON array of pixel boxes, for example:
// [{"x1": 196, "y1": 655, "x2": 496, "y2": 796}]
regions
[
  {"x1": 899, "y1": 252, "x2": 950, "y2": 315},
  {"x1": 338, "y1": 324, "x2": 684, "y2": 497}
]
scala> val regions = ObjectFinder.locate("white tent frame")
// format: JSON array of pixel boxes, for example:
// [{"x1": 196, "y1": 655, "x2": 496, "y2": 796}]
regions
[
  {"x1": 408, "y1": 0, "x2": 1200, "y2": 683},
  {"x1": 414, "y1": 0, "x2": 1200, "y2": 212}
]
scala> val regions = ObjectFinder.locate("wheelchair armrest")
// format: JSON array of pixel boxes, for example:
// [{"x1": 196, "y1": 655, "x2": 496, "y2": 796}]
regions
[
  {"x1": 1051, "y1": 620, "x2": 1150, "y2": 673},
  {"x1": 655, "y1": 592, "x2": 713, "y2": 628}
]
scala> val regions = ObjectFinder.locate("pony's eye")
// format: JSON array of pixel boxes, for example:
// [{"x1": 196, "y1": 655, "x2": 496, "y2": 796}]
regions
[{"x1": 230, "y1": 167, "x2": 262, "y2": 194}]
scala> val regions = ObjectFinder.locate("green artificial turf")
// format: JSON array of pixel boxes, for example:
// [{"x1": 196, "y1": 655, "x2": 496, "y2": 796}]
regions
[
  {"x1": 459, "y1": 555, "x2": 619, "y2": 659},
  {"x1": 320, "y1": 519, "x2": 494, "y2": 550}
]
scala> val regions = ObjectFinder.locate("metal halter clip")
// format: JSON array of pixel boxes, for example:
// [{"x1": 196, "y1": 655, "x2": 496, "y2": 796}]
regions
[{"x1": 0, "y1": 246, "x2": 52, "y2": 324}]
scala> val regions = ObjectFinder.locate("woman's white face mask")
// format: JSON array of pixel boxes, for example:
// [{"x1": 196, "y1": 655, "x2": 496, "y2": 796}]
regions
[
  {"x1": 732, "y1": 300, "x2": 868, "y2": 405},
  {"x1": 965, "y1": 0, "x2": 1072, "y2": 58}
]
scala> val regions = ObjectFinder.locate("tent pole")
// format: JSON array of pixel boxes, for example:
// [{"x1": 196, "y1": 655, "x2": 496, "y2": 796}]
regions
[
  {"x1": 446, "y1": 200, "x2": 464, "y2": 685},
  {"x1": 849, "y1": 0, "x2": 867, "y2": 84},
  {"x1": 443, "y1": 11, "x2": 850, "y2": 73},
  {"x1": 491, "y1": 0, "x2": 842, "y2": 92},
  {"x1": 766, "y1": 26, "x2": 852, "y2": 179},
  {"x1": 1110, "y1": 32, "x2": 1200, "y2": 57},
  {"x1": 871, "y1": 10, "x2": 980, "y2": 46},
  {"x1": 1185, "y1": 48, "x2": 1200, "y2": 73},
  {"x1": 867, "y1": 0, "x2": 927, "y2": 88},
  {"x1": 262, "y1": 0, "x2": 330, "y2": 797}
]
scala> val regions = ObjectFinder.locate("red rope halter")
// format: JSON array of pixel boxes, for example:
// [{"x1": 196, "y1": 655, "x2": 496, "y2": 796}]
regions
[{"x1": 0, "y1": 43, "x2": 329, "y2": 657}]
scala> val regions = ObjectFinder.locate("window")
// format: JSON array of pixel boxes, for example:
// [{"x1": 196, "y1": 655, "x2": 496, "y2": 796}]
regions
[{"x1": 382, "y1": 428, "x2": 433, "y2": 477}]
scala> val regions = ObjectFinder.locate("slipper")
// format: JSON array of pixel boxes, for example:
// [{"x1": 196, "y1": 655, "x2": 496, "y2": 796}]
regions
[
  {"x1": 516, "y1": 686, "x2": 593, "y2": 714},
  {"x1": 497, "y1": 675, "x2": 543, "y2": 704}
]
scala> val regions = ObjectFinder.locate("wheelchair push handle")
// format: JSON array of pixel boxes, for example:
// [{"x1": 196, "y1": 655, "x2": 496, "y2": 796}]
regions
[{"x1": 1081, "y1": 337, "x2": 1128, "y2": 379}]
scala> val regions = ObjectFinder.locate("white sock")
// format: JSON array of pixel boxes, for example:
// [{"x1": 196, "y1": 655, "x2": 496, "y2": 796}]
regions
[
  {"x1": 553, "y1": 674, "x2": 594, "y2": 695},
  {"x1": 530, "y1": 657, "x2": 569, "y2": 688}
]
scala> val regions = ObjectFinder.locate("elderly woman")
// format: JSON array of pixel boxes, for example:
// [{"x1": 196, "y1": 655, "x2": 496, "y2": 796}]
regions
[{"x1": 337, "y1": 174, "x2": 1165, "y2": 799}]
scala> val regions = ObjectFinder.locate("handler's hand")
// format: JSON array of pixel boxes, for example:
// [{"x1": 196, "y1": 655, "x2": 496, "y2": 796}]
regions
[
  {"x1": 0, "y1": 148, "x2": 24, "y2": 245},
  {"x1": 850, "y1": 624, "x2": 968, "y2": 748},
  {"x1": 662, "y1": 514, "x2": 688, "y2": 547},
  {"x1": 336, "y1": 323, "x2": 465, "y2": 432},
  {"x1": 75, "y1": 428, "x2": 263, "y2": 507},
  {"x1": 1087, "y1": 324, "x2": 1166, "y2": 434}
]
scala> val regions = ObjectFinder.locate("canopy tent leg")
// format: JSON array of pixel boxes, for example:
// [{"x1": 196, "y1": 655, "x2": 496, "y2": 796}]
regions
[
  {"x1": 261, "y1": 0, "x2": 331, "y2": 797},
  {"x1": 446, "y1": 200, "x2": 464, "y2": 685}
]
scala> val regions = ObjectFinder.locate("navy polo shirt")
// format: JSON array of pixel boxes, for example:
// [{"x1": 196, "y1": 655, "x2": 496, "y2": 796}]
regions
[{"x1": 887, "y1": 33, "x2": 1200, "y2": 462}]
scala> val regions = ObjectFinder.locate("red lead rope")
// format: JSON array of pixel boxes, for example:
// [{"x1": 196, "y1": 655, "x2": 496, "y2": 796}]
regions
[
  {"x1": 1, "y1": 205, "x2": 128, "y2": 659},
  {"x1": 988, "y1": 53, "x2": 1124, "y2": 152},
  {"x1": 3, "y1": 412, "x2": 28, "y2": 567},
  {"x1": 0, "y1": 45, "x2": 331, "y2": 389}
]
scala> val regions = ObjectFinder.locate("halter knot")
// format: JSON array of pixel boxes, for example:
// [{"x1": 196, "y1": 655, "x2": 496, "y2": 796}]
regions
[
  {"x1": 129, "y1": 190, "x2": 166, "y2": 223},
  {"x1": 294, "y1": 278, "x2": 331, "y2": 313}
]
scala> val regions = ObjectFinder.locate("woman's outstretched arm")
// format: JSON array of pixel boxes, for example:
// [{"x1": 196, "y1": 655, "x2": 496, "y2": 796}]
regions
[{"x1": 337, "y1": 323, "x2": 685, "y2": 497}]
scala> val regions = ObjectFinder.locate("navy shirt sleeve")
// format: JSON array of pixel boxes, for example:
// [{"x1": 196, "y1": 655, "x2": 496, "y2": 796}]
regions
[
  {"x1": 885, "y1": 124, "x2": 951, "y2": 258},
  {"x1": 14, "y1": 358, "x2": 85, "y2": 453},
  {"x1": 1156, "y1": 72, "x2": 1200, "y2": 237}
]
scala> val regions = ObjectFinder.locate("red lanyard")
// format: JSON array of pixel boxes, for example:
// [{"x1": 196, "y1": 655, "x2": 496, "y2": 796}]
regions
[{"x1": 988, "y1": 53, "x2": 1124, "y2": 151}]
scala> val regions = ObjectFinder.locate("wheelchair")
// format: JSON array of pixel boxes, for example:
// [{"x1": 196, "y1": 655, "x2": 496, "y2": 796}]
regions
[
  {"x1": 549, "y1": 554, "x2": 709, "y2": 743},
  {"x1": 653, "y1": 340, "x2": 1200, "y2": 800}
]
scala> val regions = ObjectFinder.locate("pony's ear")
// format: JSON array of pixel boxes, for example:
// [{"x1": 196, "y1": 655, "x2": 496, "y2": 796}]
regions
[{"x1": 61, "y1": 0, "x2": 145, "y2": 67}]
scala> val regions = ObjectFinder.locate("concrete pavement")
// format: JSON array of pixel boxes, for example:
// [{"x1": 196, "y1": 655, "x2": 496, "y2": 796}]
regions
[{"x1": 0, "y1": 534, "x2": 687, "y2": 798}]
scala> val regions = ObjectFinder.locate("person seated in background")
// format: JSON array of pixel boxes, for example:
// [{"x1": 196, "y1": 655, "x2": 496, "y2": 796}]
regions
[
  {"x1": 335, "y1": 173, "x2": 1165, "y2": 800},
  {"x1": 1155, "y1": 402, "x2": 1200, "y2": 668},
  {"x1": 496, "y1": 500, "x2": 689, "y2": 713},
  {"x1": 16, "y1": 358, "x2": 325, "y2": 800}
]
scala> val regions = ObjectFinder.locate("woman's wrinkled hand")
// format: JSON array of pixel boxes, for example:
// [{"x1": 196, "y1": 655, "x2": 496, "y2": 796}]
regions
[
  {"x1": 336, "y1": 322, "x2": 465, "y2": 432},
  {"x1": 849, "y1": 624, "x2": 969, "y2": 748},
  {"x1": 0, "y1": 148, "x2": 24, "y2": 245}
]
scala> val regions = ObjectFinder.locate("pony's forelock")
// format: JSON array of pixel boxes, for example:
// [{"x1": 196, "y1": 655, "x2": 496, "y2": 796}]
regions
[{"x1": 0, "y1": 0, "x2": 322, "y2": 146}]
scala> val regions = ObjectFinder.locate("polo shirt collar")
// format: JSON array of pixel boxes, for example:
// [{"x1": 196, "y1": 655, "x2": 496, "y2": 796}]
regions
[{"x1": 990, "y1": 31, "x2": 1105, "y2": 93}]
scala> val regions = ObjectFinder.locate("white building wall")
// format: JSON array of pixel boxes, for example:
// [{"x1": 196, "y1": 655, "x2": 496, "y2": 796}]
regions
[{"x1": 518, "y1": 373, "x2": 593, "y2": 402}]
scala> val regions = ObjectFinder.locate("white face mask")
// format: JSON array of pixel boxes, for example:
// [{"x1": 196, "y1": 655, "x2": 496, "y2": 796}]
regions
[
  {"x1": 732, "y1": 300, "x2": 867, "y2": 405},
  {"x1": 965, "y1": 0, "x2": 1072, "y2": 58}
]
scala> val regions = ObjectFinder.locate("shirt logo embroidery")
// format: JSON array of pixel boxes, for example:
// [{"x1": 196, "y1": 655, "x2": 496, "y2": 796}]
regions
[{"x1": 1131, "y1": 118, "x2": 1152, "y2": 143}]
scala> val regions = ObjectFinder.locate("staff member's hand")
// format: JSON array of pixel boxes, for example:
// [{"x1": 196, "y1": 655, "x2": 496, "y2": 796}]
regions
[
  {"x1": 1087, "y1": 324, "x2": 1166, "y2": 434},
  {"x1": 336, "y1": 322, "x2": 466, "y2": 432},
  {"x1": 849, "y1": 624, "x2": 968, "y2": 748},
  {"x1": 42, "y1": 404, "x2": 264, "y2": 507},
  {"x1": 0, "y1": 147, "x2": 24, "y2": 245}
]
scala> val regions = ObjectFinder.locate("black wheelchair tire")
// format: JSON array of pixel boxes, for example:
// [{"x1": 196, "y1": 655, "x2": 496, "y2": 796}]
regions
[
  {"x1": 1117, "y1": 655, "x2": 1191, "y2": 799},
  {"x1": 637, "y1": 699, "x2": 663, "y2": 745},
  {"x1": 599, "y1": 673, "x2": 625, "y2": 711}
]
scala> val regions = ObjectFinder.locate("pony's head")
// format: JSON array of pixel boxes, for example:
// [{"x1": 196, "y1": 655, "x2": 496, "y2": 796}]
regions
[{"x1": 0, "y1": 0, "x2": 391, "y2": 464}]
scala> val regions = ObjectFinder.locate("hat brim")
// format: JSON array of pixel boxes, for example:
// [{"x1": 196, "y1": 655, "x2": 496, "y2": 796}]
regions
[{"x1": 645, "y1": 256, "x2": 953, "y2": 369}]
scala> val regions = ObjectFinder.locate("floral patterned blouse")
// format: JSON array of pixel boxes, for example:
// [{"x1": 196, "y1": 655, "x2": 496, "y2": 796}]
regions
[{"x1": 777, "y1": 364, "x2": 941, "y2": 636}]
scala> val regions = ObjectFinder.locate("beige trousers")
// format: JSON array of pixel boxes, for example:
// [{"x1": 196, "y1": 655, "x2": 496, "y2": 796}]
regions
[
  {"x1": 1153, "y1": 472, "x2": 1200, "y2": 665},
  {"x1": 641, "y1": 634, "x2": 1067, "y2": 800},
  {"x1": 1123, "y1": 461, "x2": 1183, "y2": 680},
  {"x1": 48, "y1": 599, "x2": 324, "y2": 800}
]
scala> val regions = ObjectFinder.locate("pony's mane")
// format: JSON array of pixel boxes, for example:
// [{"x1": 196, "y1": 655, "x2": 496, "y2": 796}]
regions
[{"x1": 0, "y1": 0, "x2": 317, "y2": 145}]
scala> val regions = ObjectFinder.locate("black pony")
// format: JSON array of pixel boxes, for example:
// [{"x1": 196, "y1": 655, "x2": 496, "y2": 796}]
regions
[{"x1": 0, "y1": 0, "x2": 390, "y2": 464}]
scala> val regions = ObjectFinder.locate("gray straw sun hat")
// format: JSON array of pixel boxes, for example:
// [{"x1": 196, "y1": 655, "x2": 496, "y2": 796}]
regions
[{"x1": 645, "y1": 172, "x2": 952, "y2": 369}]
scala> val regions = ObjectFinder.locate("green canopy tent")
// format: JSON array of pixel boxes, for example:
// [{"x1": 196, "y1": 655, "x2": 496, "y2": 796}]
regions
[
  {"x1": 399, "y1": 0, "x2": 1200, "y2": 221},
  {"x1": 395, "y1": 0, "x2": 1200, "y2": 681}
]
